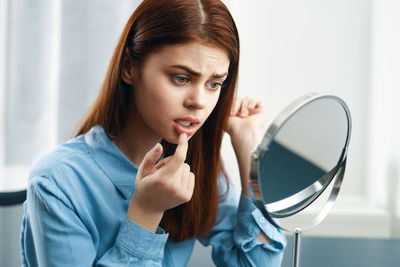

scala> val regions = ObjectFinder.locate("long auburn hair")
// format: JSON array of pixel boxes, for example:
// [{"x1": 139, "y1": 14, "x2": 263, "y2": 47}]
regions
[{"x1": 76, "y1": 0, "x2": 240, "y2": 242}]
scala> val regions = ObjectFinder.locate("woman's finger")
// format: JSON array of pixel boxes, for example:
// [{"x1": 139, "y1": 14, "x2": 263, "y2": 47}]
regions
[
  {"x1": 154, "y1": 156, "x2": 172, "y2": 169},
  {"x1": 165, "y1": 133, "x2": 188, "y2": 172},
  {"x1": 186, "y1": 172, "x2": 195, "y2": 199},
  {"x1": 137, "y1": 143, "x2": 163, "y2": 179},
  {"x1": 240, "y1": 97, "x2": 250, "y2": 117},
  {"x1": 248, "y1": 98, "x2": 257, "y2": 110},
  {"x1": 231, "y1": 98, "x2": 241, "y2": 115}
]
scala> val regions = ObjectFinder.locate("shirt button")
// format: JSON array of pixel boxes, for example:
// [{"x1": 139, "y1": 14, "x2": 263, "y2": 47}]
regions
[{"x1": 259, "y1": 217, "x2": 266, "y2": 223}]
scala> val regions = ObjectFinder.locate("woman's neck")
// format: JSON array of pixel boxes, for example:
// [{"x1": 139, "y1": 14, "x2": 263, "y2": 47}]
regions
[{"x1": 113, "y1": 115, "x2": 161, "y2": 166}]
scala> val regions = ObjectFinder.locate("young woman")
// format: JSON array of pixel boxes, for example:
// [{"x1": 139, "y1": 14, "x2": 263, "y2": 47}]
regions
[{"x1": 21, "y1": 0, "x2": 286, "y2": 266}]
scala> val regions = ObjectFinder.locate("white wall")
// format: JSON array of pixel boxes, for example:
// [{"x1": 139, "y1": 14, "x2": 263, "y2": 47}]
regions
[
  {"x1": 223, "y1": 0, "x2": 370, "y2": 197},
  {"x1": 367, "y1": 0, "x2": 400, "y2": 236},
  {"x1": 0, "y1": 0, "x2": 7, "y2": 170}
]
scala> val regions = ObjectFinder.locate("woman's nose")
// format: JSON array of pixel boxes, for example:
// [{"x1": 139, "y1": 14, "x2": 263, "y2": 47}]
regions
[{"x1": 183, "y1": 85, "x2": 206, "y2": 110}]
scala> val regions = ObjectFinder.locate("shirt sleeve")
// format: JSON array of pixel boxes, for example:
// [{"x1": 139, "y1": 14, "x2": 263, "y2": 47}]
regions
[
  {"x1": 198, "y1": 176, "x2": 287, "y2": 267},
  {"x1": 21, "y1": 176, "x2": 169, "y2": 267}
]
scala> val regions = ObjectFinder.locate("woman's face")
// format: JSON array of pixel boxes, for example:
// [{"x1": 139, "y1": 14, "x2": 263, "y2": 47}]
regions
[{"x1": 130, "y1": 42, "x2": 230, "y2": 144}]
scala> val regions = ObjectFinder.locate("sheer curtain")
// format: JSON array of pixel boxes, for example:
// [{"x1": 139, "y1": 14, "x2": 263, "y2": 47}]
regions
[
  {"x1": 0, "y1": 1, "x2": 140, "y2": 265},
  {"x1": 0, "y1": 0, "x2": 140, "y2": 192}
]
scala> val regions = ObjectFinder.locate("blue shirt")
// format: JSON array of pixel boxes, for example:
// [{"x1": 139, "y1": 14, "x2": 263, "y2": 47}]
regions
[{"x1": 20, "y1": 125, "x2": 286, "y2": 266}]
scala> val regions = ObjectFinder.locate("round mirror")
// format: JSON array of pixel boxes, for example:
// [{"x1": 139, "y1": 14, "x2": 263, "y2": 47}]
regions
[{"x1": 249, "y1": 93, "x2": 351, "y2": 267}]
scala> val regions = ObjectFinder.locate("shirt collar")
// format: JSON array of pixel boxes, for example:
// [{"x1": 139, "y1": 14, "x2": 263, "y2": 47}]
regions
[{"x1": 84, "y1": 125, "x2": 138, "y2": 199}]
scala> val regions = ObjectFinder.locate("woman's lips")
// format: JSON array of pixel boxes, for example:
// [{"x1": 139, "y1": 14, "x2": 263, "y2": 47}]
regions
[{"x1": 174, "y1": 118, "x2": 200, "y2": 137}]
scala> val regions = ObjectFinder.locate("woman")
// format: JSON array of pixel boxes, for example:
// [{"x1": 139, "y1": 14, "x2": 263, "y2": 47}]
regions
[{"x1": 21, "y1": 0, "x2": 286, "y2": 266}]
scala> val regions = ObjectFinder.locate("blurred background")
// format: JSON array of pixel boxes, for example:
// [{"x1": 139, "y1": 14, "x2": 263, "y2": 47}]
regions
[{"x1": 1, "y1": 0, "x2": 399, "y2": 266}]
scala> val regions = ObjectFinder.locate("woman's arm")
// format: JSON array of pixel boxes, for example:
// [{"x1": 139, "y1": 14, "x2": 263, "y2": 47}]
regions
[
  {"x1": 225, "y1": 97, "x2": 267, "y2": 197},
  {"x1": 198, "y1": 176, "x2": 286, "y2": 267},
  {"x1": 22, "y1": 176, "x2": 168, "y2": 267},
  {"x1": 225, "y1": 97, "x2": 272, "y2": 244}
]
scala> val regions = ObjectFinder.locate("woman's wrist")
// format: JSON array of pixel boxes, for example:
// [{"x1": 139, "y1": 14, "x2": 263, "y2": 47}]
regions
[
  {"x1": 230, "y1": 136, "x2": 254, "y2": 198},
  {"x1": 229, "y1": 127, "x2": 259, "y2": 151},
  {"x1": 126, "y1": 198, "x2": 164, "y2": 233}
]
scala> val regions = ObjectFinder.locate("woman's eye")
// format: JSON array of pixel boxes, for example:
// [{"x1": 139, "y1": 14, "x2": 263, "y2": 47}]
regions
[
  {"x1": 207, "y1": 82, "x2": 222, "y2": 90},
  {"x1": 173, "y1": 75, "x2": 190, "y2": 85}
]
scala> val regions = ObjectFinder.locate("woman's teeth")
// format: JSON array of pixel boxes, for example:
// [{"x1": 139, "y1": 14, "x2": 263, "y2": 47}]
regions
[{"x1": 177, "y1": 120, "x2": 192, "y2": 127}]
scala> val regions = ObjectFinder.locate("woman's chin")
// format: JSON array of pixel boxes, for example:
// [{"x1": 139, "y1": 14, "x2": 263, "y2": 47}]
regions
[
  {"x1": 163, "y1": 132, "x2": 194, "y2": 144},
  {"x1": 161, "y1": 132, "x2": 180, "y2": 144}
]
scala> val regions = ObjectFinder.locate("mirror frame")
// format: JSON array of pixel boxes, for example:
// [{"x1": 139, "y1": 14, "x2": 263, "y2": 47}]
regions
[{"x1": 249, "y1": 92, "x2": 352, "y2": 232}]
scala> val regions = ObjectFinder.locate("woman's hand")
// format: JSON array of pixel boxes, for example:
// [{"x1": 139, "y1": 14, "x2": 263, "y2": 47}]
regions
[
  {"x1": 126, "y1": 134, "x2": 195, "y2": 232},
  {"x1": 225, "y1": 97, "x2": 268, "y2": 197},
  {"x1": 226, "y1": 97, "x2": 268, "y2": 149}
]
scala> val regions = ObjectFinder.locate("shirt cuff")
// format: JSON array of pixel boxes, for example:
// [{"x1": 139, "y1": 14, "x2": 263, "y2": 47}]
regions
[
  {"x1": 234, "y1": 194, "x2": 286, "y2": 252},
  {"x1": 115, "y1": 217, "x2": 169, "y2": 260}
]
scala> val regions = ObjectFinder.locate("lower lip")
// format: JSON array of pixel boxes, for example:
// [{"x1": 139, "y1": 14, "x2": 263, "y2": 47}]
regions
[{"x1": 174, "y1": 121, "x2": 198, "y2": 137}]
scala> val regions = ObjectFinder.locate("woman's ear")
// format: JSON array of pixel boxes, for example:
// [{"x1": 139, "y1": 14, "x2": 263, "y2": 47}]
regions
[{"x1": 121, "y1": 48, "x2": 136, "y2": 85}]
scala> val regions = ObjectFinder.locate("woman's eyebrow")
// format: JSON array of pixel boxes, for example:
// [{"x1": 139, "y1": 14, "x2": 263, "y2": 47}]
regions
[{"x1": 169, "y1": 65, "x2": 227, "y2": 79}]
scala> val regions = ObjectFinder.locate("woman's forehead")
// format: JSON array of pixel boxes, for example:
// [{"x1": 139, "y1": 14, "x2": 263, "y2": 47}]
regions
[{"x1": 145, "y1": 42, "x2": 230, "y2": 75}]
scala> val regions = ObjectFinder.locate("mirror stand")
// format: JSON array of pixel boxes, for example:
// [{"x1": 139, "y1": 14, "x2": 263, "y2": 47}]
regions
[
  {"x1": 285, "y1": 158, "x2": 347, "y2": 267},
  {"x1": 293, "y1": 228, "x2": 302, "y2": 267}
]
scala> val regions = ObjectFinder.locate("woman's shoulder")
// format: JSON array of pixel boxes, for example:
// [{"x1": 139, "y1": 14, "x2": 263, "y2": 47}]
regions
[
  {"x1": 28, "y1": 135, "x2": 90, "y2": 183},
  {"x1": 217, "y1": 171, "x2": 240, "y2": 203}
]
